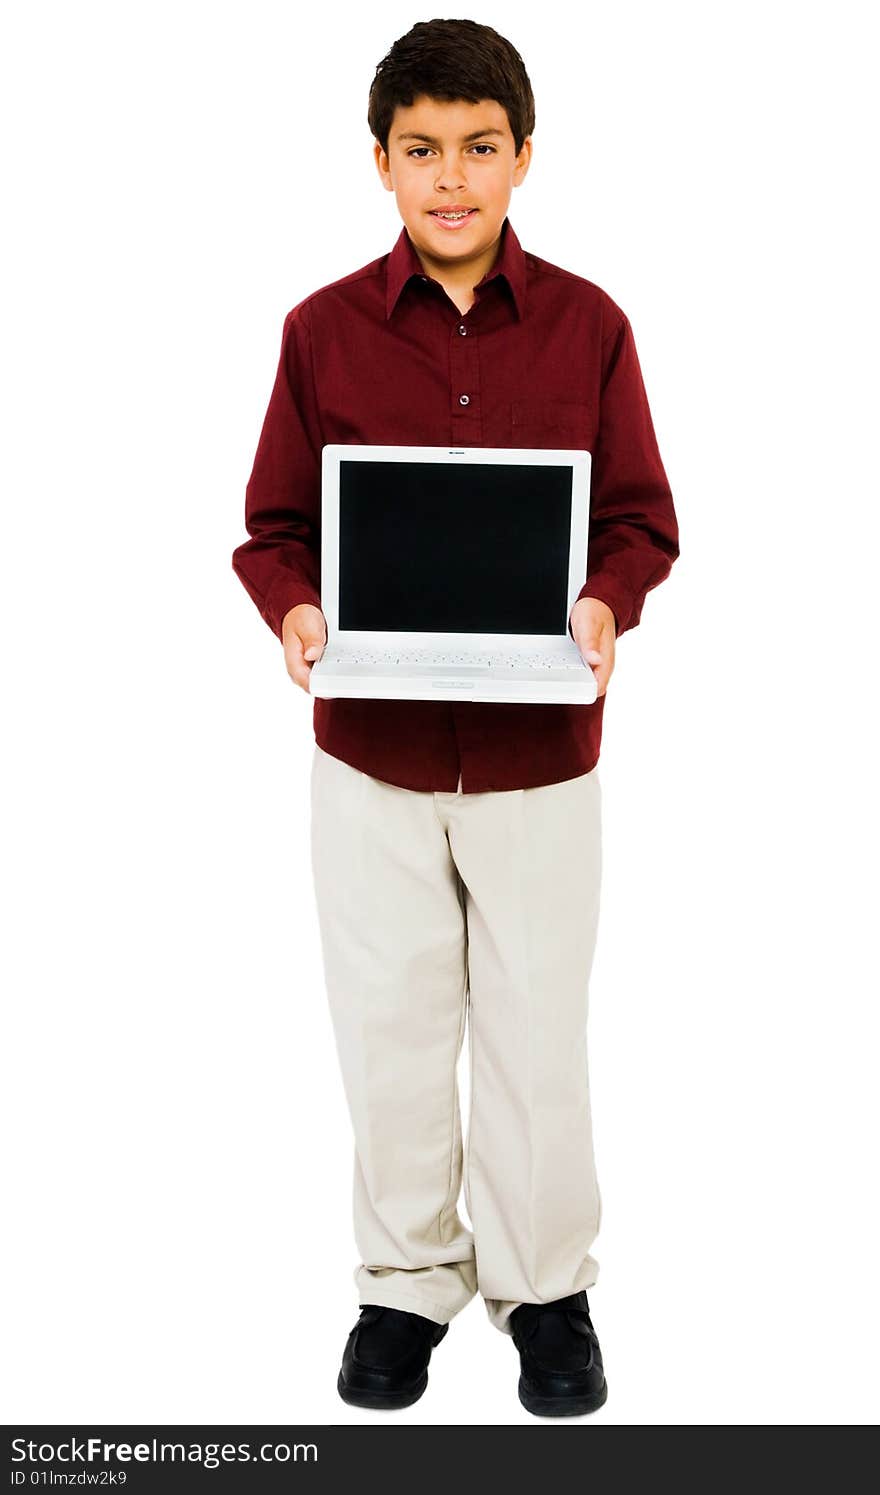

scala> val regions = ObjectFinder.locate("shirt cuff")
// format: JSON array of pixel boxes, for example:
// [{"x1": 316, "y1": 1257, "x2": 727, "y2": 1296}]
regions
[
  {"x1": 263, "y1": 576, "x2": 323, "y2": 641},
  {"x1": 571, "y1": 575, "x2": 631, "y2": 638}
]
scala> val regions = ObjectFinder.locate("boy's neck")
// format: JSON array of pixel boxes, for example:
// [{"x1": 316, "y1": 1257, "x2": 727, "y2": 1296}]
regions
[{"x1": 410, "y1": 233, "x2": 502, "y2": 318}]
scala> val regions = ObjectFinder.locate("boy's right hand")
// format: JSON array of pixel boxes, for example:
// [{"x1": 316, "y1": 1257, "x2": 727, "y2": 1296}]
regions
[{"x1": 282, "y1": 604, "x2": 328, "y2": 693}]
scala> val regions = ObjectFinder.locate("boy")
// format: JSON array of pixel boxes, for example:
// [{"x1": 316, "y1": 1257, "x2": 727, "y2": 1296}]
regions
[{"x1": 232, "y1": 19, "x2": 679, "y2": 1418}]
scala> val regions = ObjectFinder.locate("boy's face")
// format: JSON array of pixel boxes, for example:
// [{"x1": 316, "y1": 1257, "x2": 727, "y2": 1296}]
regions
[{"x1": 375, "y1": 95, "x2": 531, "y2": 274}]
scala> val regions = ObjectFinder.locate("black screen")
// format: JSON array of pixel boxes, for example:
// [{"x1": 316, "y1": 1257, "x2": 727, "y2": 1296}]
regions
[{"x1": 338, "y1": 460, "x2": 575, "y2": 635}]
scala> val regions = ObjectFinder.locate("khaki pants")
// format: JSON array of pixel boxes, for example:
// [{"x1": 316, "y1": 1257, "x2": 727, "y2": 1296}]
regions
[{"x1": 309, "y1": 743, "x2": 604, "y2": 1335}]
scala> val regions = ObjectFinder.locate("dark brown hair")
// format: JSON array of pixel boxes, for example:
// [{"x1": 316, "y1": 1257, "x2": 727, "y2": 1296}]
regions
[{"x1": 367, "y1": 18, "x2": 535, "y2": 157}]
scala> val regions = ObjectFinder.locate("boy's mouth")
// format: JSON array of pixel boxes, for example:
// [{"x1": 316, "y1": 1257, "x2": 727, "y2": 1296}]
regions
[{"x1": 428, "y1": 208, "x2": 479, "y2": 230}]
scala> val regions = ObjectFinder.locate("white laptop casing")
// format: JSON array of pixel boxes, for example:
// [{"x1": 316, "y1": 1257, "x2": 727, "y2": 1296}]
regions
[{"x1": 309, "y1": 443, "x2": 597, "y2": 705}]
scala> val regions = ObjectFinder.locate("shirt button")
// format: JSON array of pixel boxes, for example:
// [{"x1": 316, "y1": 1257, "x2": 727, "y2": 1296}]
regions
[
  {"x1": 458, "y1": 324, "x2": 467, "y2": 335},
  {"x1": 459, "y1": 394, "x2": 470, "y2": 405}
]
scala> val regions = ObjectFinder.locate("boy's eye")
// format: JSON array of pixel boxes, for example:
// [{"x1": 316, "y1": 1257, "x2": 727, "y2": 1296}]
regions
[{"x1": 407, "y1": 144, "x2": 496, "y2": 158}]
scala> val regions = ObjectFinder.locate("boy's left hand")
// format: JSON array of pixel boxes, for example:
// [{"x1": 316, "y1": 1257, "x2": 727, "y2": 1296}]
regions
[{"x1": 569, "y1": 597, "x2": 616, "y2": 697}]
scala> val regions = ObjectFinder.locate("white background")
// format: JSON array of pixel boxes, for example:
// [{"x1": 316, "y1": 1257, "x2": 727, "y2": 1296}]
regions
[{"x1": 3, "y1": 0, "x2": 878, "y2": 1427}]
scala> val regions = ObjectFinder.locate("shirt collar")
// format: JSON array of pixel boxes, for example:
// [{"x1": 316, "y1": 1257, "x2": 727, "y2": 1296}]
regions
[{"x1": 385, "y1": 215, "x2": 527, "y2": 322}]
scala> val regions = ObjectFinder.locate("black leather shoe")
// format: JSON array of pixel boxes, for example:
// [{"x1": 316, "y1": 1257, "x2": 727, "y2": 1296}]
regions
[
  {"x1": 510, "y1": 1290, "x2": 608, "y2": 1417},
  {"x1": 337, "y1": 1304, "x2": 449, "y2": 1409}
]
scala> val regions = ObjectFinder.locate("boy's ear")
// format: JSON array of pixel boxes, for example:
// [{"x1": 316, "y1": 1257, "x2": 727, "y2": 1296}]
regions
[
  {"x1": 373, "y1": 139, "x2": 393, "y2": 189},
  {"x1": 513, "y1": 135, "x2": 533, "y2": 182}
]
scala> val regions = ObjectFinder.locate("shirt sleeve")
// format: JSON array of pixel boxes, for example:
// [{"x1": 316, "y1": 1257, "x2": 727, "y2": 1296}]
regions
[
  {"x1": 232, "y1": 302, "x2": 324, "y2": 640},
  {"x1": 572, "y1": 311, "x2": 680, "y2": 637}
]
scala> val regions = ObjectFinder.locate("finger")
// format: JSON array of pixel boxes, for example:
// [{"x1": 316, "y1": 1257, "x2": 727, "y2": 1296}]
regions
[
  {"x1": 596, "y1": 650, "x2": 614, "y2": 696},
  {"x1": 583, "y1": 647, "x2": 611, "y2": 696},
  {"x1": 285, "y1": 639, "x2": 312, "y2": 693}
]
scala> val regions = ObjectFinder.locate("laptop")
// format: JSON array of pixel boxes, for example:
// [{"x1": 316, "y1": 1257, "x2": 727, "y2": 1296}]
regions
[{"x1": 309, "y1": 443, "x2": 597, "y2": 705}]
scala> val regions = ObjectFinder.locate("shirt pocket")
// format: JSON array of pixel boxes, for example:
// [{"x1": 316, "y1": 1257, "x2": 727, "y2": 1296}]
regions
[{"x1": 510, "y1": 399, "x2": 594, "y2": 449}]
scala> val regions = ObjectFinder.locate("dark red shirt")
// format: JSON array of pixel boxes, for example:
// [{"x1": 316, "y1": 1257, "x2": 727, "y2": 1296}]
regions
[{"x1": 232, "y1": 216, "x2": 679, "y2": 793}]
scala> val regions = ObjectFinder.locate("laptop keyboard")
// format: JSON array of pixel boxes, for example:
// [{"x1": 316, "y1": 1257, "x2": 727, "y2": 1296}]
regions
[{"x1": 328, "y1": 649, "x2": 587, "y2": 671}]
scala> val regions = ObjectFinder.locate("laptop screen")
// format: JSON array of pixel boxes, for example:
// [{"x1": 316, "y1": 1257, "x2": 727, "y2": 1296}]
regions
[{"x1": 337, "y1": 459, "x2": 576, "y2": 636}]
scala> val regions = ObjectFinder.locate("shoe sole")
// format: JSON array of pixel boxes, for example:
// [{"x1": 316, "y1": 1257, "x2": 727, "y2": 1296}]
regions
[
  {"x1": 518, "y1": 1375, "x2": 608, "y2": 1418},
  {"x1": 337, "y1": 1367, "x2": 429, "y2": 1410}
]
